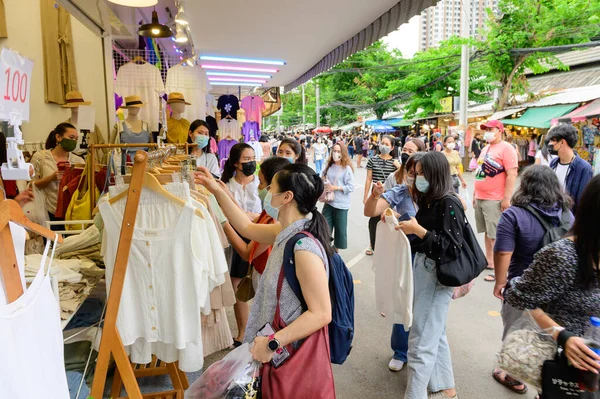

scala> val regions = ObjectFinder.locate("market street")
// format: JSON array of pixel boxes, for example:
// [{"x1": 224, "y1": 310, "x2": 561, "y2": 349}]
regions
[{"x1": 200, "y1": 162, "x2": 537, "y2": 399}]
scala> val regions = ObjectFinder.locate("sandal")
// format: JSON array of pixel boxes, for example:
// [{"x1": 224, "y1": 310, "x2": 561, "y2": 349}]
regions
[
  {"x1": 365, "y1": 248, "x2": 373, "y2": 256},
  {"x1": 484, "y1": 274, "x2": 496, "y2": 282},
  {"x1": 492, "y1": 370, "x2": 528, "y2": 394},
  {"x1": 486, "y1": 265, "x2": 494, "y2": 270}
]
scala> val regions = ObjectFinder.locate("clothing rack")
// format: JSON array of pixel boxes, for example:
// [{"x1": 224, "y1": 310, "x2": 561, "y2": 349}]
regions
[
  {"x1": 90, "y1": 150, "x2": 187, "y2": 399},
  {"x1": 89, "y1": 143, "x2": 196, "y2": 207}
]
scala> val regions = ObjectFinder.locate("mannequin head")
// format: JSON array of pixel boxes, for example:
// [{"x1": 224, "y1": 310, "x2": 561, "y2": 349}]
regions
[
  {"x1": 126, "y1": 107, "x2": 141, "y2": 119},
  {"x1": 170, "y1": 102, "x2": 185, "y2": 118},
  {"x1": 70, "y1": 107, "x2": 79, "y2": 118}
]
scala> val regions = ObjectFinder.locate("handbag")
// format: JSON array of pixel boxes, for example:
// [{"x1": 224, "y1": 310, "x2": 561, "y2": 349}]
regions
[
  {"x1": 469, "y1": 157, "x2": 478, "y2": 170},
  {"x1": 542, "y1": 350, "x2": 600, "y2": 398},
  {"x1": 235, "y1": 264, "x2": 255, "y2": 303},
  {"x1": 259, "y1": 261, "x2": 336, "y2": 399},
  {"x1": 64, "y1": 156, "x2": 99, "y2": 230},
  {"x1": 436, "y1": 196, "x2": 488, "y2": 287}
]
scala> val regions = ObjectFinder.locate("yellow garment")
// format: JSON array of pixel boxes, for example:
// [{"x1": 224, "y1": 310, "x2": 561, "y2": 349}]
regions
[
  {"x1": 237, "y1": 108, "x2": 246, "y2": 124},
  {"x1": 444, "y1": 150, "x2": 462, "y2": 175},
  {"x1": 0, "y1": 0, "x2": 8, "y2": 38},
  {"x1": 40, "y1": 0, "x2": 78, "y2": 104},
  {"x1": 166, "y1": 117, "x2": 191, "y2": 143}
]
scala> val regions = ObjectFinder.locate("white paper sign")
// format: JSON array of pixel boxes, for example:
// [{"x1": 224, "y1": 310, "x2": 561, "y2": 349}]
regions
[
  {"x1": 0, "y1": 48, "x2": 33, "y2": 122},
  {"x1": 77, "y1": 105, "x2": 95, "y2": 131}
]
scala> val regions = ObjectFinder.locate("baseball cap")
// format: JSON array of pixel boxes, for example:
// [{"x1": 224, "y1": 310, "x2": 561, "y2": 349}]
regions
[{"x1": 480, "y1": 120, "x2": 504, "y2": 131}]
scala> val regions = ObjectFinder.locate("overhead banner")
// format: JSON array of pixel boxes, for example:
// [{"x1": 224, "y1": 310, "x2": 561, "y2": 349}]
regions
[
  {"x1": 439, "y1": 96, "x2": 453, "y2": 113},
  {"x1": 0, "y1": 48, "x2": 33, "y2": 122}
]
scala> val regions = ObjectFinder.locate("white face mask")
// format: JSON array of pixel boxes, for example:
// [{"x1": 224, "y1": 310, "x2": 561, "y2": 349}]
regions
[
  {"x1": 446, "y1": 143, "x2": 455, "y2": 150},
  {"x1": 484, "y1": 131, "x2": 497, "y2": 142},
  {"x1": 332, "y1": 152, "x2": 342, "y2": 162}
]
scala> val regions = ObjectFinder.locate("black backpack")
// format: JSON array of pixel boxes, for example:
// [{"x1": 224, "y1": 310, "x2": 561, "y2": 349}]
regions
[{"x1": 520, "y1": 205, "x2": 572, "y2": 247}]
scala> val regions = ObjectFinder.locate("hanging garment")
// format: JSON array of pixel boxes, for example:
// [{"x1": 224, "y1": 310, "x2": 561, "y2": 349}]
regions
[
  {"x1": 100, "y1": 185, "x2": 228, "y2": 372},
  {"x1": 217, "y1": 138, "x2": 238, "y2": 160},
  {"x1": 0, "y1": 236, "x2": 69, "y2": 399},
  {"x1": 218, "y1": 118, "x2": 241, "y2": 141},
  {"x1": 241, "y1": 96, "x2": 266, "y2": 128},
  {"x1": 165, "y1": 65, "x2": 211, "y2": 122},
  {"x1": 118, "y1": 120, "x2": 151, "y2": 167},
  {"x1": 237, "y1": 108, "x2": 247, "y2": 125},
  {"x1": 115, "y1": 62, "x2": 165, "y2": 132},
  {"x1": 242, "y1": 121, "x2": 261, "y2": 142},
  {"x1": 206, "y1": 115, "x2": 218, "y2": 139},
  {"x1": 166, "y1": 117, "x2": 191, "y2": 144},
  {"x1": 373, "y1": 221, "x2": 413, "y2": 329},
  {"x1": 217, "y1": 94, "x2": 240, "y2": 120},
  {"x1": 0, "y1": 222, "x2": 26, "y2": 305}
]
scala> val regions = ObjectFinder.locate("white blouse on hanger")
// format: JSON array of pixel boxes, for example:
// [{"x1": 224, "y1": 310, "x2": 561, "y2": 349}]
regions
[
  {"x1": 99, "y1": 183, "x2": 228, "y2": 372},
  {"x1": 218, "y1": 118, "x2": 241, "y2": 141}
]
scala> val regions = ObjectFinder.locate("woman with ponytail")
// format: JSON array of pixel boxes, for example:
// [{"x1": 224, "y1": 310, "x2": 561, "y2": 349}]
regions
[
  {"x1": 195, "y1": 163, "x2": 335, "y2": 393},
  {"x1": 277, "y1": 137, "x2": 308, "y2": 165},
  {"x1": 31, "y1": 123, "x2": 84, "y2": 227}
]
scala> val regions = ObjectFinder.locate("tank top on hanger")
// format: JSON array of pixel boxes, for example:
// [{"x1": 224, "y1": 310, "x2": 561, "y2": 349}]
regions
[{"x1": 0, "y1": 235, "x2": 69, "y2": 399}]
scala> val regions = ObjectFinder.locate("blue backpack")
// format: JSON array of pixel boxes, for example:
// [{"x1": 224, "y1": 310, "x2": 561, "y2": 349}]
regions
[{"x1": 283, "y1": 231, "x2": 355, "y2": 364}]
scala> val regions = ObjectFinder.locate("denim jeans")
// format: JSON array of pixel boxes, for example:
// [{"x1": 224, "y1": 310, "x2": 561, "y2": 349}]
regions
[
  {"x1": 315, "y1": 158, "x2": 324, "y2": 175},
  {"x1": 392, "y1": 323, "x2": 410, "y2": 361},
  {"x1": 405, "y1": 253, "x2": 455, "y2": 399}
]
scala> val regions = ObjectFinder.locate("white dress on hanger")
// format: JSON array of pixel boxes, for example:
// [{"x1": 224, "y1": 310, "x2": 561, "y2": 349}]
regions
[
  {"x1": 0, "y1": 222, "x2": 26, "y2": 305},
  {"x1": 115, "y1": 62, "x2": 166, "y2": 132},
  {"x1": 100, "y1": 184, "x2": 227, "y2": 372},
  {"x1": 0, "y1": 235, "x2": 69, "y2": 399}
]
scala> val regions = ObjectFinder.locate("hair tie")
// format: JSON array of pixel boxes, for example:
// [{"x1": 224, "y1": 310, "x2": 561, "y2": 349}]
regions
[{"x1": 311, "y1": 207, "x2": 318, "y2": 213}]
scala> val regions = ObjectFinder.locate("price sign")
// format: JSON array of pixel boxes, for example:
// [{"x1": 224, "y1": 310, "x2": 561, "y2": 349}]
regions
[{"x1": 0, "y1": 48, "x2": 33, "y2": 122}]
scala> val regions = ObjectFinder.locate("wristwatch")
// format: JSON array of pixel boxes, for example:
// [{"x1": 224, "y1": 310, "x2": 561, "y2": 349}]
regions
[{"x1": 267, "y1": 334, "x2": 282, "y2": 354}]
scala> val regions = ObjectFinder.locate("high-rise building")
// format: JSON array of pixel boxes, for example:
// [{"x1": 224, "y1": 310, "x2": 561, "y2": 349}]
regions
[{"x1": 418, "y1": 0, "x2": 499, "y2": 51}]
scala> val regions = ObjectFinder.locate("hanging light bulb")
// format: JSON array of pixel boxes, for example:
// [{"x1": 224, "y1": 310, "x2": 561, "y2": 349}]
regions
[
  {"x1": 108, "y1": 0, "x2": 157, "y2": 6},
  {"x1": 175, "y1": 1, "x2": 189, "y2": 25},
  {"x1": 174, "y1": 26, "x2": 188, "y2": 43},
  {"x1": 138, "y1": 9, "x2": 174, "y2": 38}
]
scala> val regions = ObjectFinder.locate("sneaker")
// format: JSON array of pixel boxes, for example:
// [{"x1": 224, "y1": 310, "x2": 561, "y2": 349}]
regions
[
  {"x1": 388, "y1": 358, "x2": 405, "y2": 372},
  {"x1": 428, "y1": 391, "x2": 458, "y2": 399}
]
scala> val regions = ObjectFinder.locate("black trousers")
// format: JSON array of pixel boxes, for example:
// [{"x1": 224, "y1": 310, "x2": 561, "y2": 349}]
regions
[{"x1": 368, "y1": 216, "x2": 379, "y2": 250}]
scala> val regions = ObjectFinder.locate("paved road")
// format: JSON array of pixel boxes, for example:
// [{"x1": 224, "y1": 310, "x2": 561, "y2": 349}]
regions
[{"x1": 205, "y1": 158, "x2": 538, "y2": 399}]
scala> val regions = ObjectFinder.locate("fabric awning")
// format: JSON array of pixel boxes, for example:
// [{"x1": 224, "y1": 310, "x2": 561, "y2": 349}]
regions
[
  {"x1": 500, "y1": 104, "x2": 579, "y2": 129},
  {"x1": 489, "y1": 107, "x2": 526, "y2": 121},
  {"x1": 554, "y1": 98, "x2": 600, "y2": 124},
  {"x1": 390, "y1": 119, "x2": 414, "y2": 127}
]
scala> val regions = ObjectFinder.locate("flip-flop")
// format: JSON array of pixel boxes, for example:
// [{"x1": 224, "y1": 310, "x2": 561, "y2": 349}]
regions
[
  {"x1": 492, "y1": 370, "x2": 528, "y2": 394},
  {"x1": 486, "y1": 266, "x2": 494, "y2": 270},
  {"x1": 365, "y1": 249, "x2": 373, "y2": 256},
  {"x1": 232, "y1": 339, "x2": 243, "y2": 348},
  {"x1": 484, "y1": 274, "x2": 496, "y2": 282}
]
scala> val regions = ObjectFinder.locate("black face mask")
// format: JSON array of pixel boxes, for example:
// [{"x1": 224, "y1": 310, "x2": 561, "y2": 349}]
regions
[
  {"x1": 241, "y1": 161, "x2": 257, "y2": 176},
  {"x1": 401, "y1": 152, "x2": 410, "y2": 165},
  {"x1": 547, "y1": 143, "x2": 559, "y2": 156}
]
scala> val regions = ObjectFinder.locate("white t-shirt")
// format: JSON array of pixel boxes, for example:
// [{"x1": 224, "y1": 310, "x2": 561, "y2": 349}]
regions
[
  {"x1": 228, "y1": 176, "x2": 262, "y2": 214},
  {"x1": 196, "y1": 152, "x2": 220, "y2": 178},
  {"x1": 555, "y1": 162, "x2": 570, "y2": 188},
  {"x1": 535, "y1": 151, "x2": 558, "y2": 167}
]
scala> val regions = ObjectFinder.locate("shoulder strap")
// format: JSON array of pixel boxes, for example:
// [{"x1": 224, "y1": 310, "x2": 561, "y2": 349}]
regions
[
  {"x1": 519, "y1": 205, "x2": 554, "y2": 233},
  {"x1": 283, "y1": 232, "x2": 311, "y2": 310}
]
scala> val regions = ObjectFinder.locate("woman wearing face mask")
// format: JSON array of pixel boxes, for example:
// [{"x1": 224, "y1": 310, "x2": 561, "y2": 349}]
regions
[
  {"x1": 31, "y1": 123, "x2": 84, "y2": 229},
  {"x1": 396, "y1": 152, "x2": 465, "y2": 399},
  {"x1": 221, "y1": 143, "x2": 260, "y2": 345},
  {"x1": 195, "y1": 163, "x2": 335, "y2": 396},
  {"x1": 312, "y1": 136, "x2": 329, "y2": 175},
  {"x1": 443, "y1": 135, "x2": 467, "y2": 194},
  {"x1": 364, "y1": 135, "x2": 400, "y2": 256},
  {"x1": 187, "y1": 119, "x2": 220, "y2": 178},
  {"x1": 364, "y1": 152, "x2": 424, "y2": 372},
  {"x1": 385, "y1": 139, "x2": 427, "y2": 190},
  {"x1": 321, "y1": 142, "x2": 355, "y2": 252},
  {"x1": 277, "y1": 137, "x2": 308, "y2": 165}
]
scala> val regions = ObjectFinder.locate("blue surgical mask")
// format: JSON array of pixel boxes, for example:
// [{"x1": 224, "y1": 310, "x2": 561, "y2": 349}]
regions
[
  {"x1": 415, "y1": 175, "x2": 430, "y2": 193},
  {"x1": 263, "y1": 191, "x2": 284, "y2": 220},
  {"x1": 284, "y1": 157, "x2": 295, "y2": 164},
  {"x1": 258, "y1": 188, "x2": 268, "y2": 203},
  {"x1": 195, "y1": 135, "x2": 209, "y2": 149}
]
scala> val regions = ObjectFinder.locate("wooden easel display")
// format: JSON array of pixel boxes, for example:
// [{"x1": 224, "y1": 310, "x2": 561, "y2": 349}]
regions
[{"x1": 90, "y1": 150, "x2": 188, "y2": 399}]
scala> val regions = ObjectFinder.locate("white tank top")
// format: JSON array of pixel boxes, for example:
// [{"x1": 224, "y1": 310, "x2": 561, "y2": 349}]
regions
[{"x1": 0, "y1": 235, "x2": 69, "y2": 398}]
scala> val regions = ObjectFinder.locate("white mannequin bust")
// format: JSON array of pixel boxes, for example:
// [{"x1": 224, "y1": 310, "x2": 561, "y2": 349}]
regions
[
  {"x1": 170, "y1": 102, "x2": 185, "y2": 120},
  {"x1": 70, "y1": 107, "x2": 79, "y2": 126}
]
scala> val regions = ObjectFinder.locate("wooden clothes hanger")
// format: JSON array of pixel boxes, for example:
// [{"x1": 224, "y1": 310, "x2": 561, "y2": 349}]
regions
[
  {"x1": 109, "y1": 172, "x2": 204, "y2": 219},
  {"x1": 130, "y1": 56, "x2": 146, "y2": 64}
]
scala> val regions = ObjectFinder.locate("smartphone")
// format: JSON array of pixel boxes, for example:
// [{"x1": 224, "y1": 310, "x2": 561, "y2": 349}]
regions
[
  {"x1": 398, "y1": 213, "x2": 412, "y2": 222},
  {"x1": 257, "y1": 323, "x2": 290, "y2": 368}
]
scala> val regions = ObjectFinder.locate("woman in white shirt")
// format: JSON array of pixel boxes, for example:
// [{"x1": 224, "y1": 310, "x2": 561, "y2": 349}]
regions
[
  {"x1": 188, "y1": 120, "x2": 220, "y2": 178},
  {"x1": 535, "y1": 139, "x2": 558, "y2": 167},
  {"x1": 313, "y1": 136, "x2": 329, "y2": 175},
  {"x1": 221, "y1": 142, "x2": 260, "y2": 346}
]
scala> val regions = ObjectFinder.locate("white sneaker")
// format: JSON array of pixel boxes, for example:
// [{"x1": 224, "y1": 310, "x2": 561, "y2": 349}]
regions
[
  {"x1": 388, "y1": 358, "x2": 405, "y2": 372},
  {"x1": 428, "y1": 391, "x2": 458, "y2": 399}
]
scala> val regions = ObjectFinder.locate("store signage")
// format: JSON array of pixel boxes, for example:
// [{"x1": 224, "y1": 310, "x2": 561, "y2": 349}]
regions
[
  {"x1": 0, "y1": 48, "x2": 33, "y2": 122},
  {"x1": 439, "y1": 96, "x2": 453, "y2": 113}
]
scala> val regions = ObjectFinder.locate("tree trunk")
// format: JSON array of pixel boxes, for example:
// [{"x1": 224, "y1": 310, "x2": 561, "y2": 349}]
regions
[{"x1": 496, "y1": 55, "x2": 528, "y2": 111}]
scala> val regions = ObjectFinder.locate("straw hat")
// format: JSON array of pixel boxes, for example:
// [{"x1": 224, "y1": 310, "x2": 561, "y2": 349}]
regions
[
  {"x1": 119, "y1": 95, "x2": 145, "y2": 108},
  {"x1": 61, "y1": 91, "x2": 92, "y2": 108},
  {"x1": 167, "y1": 92, "x2": 191, "y2": 105}
]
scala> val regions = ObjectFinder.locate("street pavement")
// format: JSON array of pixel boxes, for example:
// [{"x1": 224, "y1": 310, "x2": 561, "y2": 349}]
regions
[{"x1": 206, "y1": 157, "x2": 537, "y2": 399}]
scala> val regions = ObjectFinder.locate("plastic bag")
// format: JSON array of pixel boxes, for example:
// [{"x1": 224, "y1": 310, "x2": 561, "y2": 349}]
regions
[
  {"x1": 224, "y1": 360, "x2": 260, "y2": 399},
  {"x1": 318, "y1": 178, "x2": 335, "y2": 203},
  {"x1": 460, "y1": 188, "x2": 471, "y2": 210},
  {"x1": 22, "y1": 183, "x2": 48, "y2": 226},
  {"x1": 496, "y1": 311, "x2": 557, "y2": 390},
  {"x1": 185, "y1": 343, "x2": 256, "y2": 399}
]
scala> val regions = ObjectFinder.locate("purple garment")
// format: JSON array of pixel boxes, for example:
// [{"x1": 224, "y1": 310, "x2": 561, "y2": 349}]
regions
[
  {"x1": 242, "y1": 121, "x2": 260, "y2": 142},
  {"x1": 218, "y1": 138, "x2": 238, "y2": 160},
  {"x1": 494, "y1": 203, "x2": 574, "y2": 280}
]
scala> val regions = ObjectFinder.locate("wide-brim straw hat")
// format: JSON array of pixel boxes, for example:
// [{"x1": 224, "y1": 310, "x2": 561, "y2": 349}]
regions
[
  {"x1": 61, "y1": 91, "x2": 92, "y2": 108},
  {"x1": 119, "y1": 95, "x2": 145, "y2": 108},
  {"x1": 167, "y1": 92, "x2": 191, "y2": 105}
]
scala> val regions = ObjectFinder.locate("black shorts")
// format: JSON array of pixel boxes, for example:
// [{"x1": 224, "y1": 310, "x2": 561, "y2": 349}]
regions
[{"x1": 229, "y1": 235, "x2": 251, "y2": 279}]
